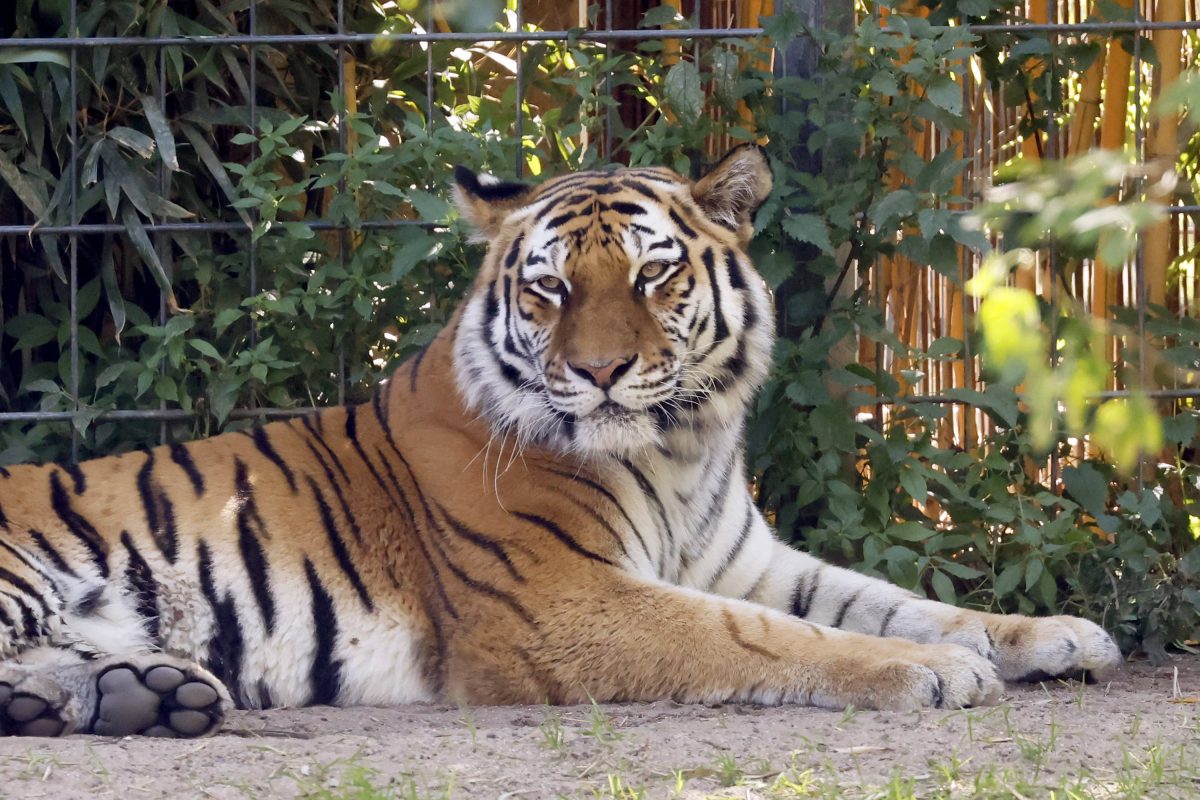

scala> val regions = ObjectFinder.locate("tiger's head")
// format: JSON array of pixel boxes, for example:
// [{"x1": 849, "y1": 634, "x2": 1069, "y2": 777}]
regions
[{"x1": 451, "y1": 146, "x2": 775, "y2": 460}]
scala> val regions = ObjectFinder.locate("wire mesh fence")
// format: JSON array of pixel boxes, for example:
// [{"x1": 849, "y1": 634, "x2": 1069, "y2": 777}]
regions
[{"x1": 0, "y1": 0, "x2": 1196, "y2": 466}]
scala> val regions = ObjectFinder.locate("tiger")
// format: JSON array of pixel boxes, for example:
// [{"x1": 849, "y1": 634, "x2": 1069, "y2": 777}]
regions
[{"x1": 0, "y1": 145, "x2": 1120, "y2": 738}]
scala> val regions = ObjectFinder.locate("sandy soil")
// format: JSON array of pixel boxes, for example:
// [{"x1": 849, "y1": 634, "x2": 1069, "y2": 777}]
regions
[{"x1": 1, "y1": 656, "x2": 1198, "y2": 799}]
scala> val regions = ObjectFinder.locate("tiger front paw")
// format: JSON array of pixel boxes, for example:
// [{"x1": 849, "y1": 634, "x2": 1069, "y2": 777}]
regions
[
  {"x1": 988, "y1": 614, "x2": 1122, "y2": 683},
  {"x1": 827, "y1": 642, "x2": 1003, "y2": 711}
]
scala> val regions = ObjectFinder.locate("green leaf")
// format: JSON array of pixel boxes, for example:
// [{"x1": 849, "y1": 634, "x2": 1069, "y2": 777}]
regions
[
  {"x1": 899, "y1": 467, "x2": 928, "y2": 503},
  {"x1": 993, "y1": 563, "x2": 1022, "y2": 598},
  {"x1": 0, "y1": 49, "x2": 69, "y2": 67},
  {"x1": 930, "y1": 569, "x2": 956, "y2": 604},
  {"x1": 120, "y1": 205, "x2": 181, "y2": 313},
  {"x1": 781, "y1": 214, "x2": 833, "y2": 253},
  {"x1": 1061, "y1": 462, "x2": 1108, "y2": 517},
  {"x1": 139, "y1": 94, "x2": 179, "y2": 171},
  {"x1": 0, "y1": 148, "x2": 47, "y2": 218},
  {"x1": 886, "y1": 521, "x2": 932, "y2": 542},
  {"x1": 179, "y1": 123, "x2": 252, "y2": 226},
  {"x1": 390, "y1": 231, "x2": 439, "y2": 282},
  {"x1": 926, "y1": 75, "x2": 962, "y2": 114},
  {"x1": 408, "y1": 190, "x2": 451, "y2": 221},
  {"x1": 664, "y1": 61, "x2": 703, "y2": 128},
  {"x1": 108, "y1": 126, "x2": 157, "y2": 159},
  {"x1": 640, "y1": 4, "x2": 683, "y2": 27},
  {"x1": 926, "y1": 336, "x2": 962, "y2": 358},
  {"x1": 6, "y1": 314, "x2": 56, "y2": 350},
  {"x1": 869, "y1": 189, "x2": 916, "y2": 226}
]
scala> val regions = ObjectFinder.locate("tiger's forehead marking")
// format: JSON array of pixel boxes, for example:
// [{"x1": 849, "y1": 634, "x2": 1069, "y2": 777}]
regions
[{"x1": 512, "y1": 171, "x2": 693, "y2": 276}]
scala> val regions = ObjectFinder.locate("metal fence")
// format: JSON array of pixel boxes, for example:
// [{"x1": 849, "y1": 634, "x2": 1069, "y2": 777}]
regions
[{"x1": 0, "y1": 0, "x2": 1196, "y2": 464}]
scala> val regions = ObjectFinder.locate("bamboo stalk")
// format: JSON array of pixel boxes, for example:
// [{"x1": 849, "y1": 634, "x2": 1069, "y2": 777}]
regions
[{"x1": 1143, "y1": 0, "x2": 1185, "y2": 309}]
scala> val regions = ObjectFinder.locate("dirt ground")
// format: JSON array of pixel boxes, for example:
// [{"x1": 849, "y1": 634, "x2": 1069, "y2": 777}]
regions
[{"x1": 1, "y1": 656, "x2": 1199, "y2": 799}]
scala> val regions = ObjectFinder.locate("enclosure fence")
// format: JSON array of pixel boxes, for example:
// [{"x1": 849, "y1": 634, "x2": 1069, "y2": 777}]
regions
[{"x1": 0, "y1": 0, "x2": 1197, "y2": 466}]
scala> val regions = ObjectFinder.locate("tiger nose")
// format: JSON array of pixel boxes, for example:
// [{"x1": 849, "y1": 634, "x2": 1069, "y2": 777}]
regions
[{"x1": 568, "y1": 355, "x2": 636, "y2": 389}]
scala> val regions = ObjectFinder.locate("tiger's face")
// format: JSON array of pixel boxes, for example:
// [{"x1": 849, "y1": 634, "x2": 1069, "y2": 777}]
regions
[{"x1": 452, "y1": 146, "x2": 775, "y2": 460}]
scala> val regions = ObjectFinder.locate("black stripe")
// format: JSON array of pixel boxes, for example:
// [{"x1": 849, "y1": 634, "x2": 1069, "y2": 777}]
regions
[
  {"x1": 304, "y1": 558, "x2": 343, "y2": 706},
  {"x1": 621, "y1": 180, "x2": 661, "y2": 201},
  {"x1": 0, "y1": 565, "x2": 49, "y2": 617},
  {"x1": 606, "y1": 201, "x2": 645, "y2": 216},
  {"x1": 0, "y1": 538, "x2": 49, "y2": 580},
  {"x1": 790, "y1": 568, "x2": 822, "y2": 618},
  {"x1": 0, "y1": 466, "x2": 9, "y2": 478},
  {"x1": 510, "y1": 511, "x2": 616, "y2": 566},
  {"x1": 425, "y1": 527, "x2": 537, "y2": 628},
  {"x1": 371, "y1": 384, "x2": 394, "y2": 446},
  {"x1": 831, "y1": 590, "x2": 862, "y2": 629},
  {"x1": 670, "y1": 208, "x2": 698, "y2": 239},
  {"x1": 408, "y1": 343, "x2": 430, "y2": 393},
  {"x1": 724, "y1": 248, "x2": 747, "y2": 290},
  {"x1": 169, "y1": 442, "x2": 206, "y2": 496},
  {"x1": 0, "y1": 599, "x2": 12, "y2": 632},
  {"x1": 374, "y1": 449, "x2": 460, "y2": 619},
  {"x1": 504, "y1": 234, "x2": 524, "y2": 269},
  {"x1": 61, "y1": 463, "x2": 86, "y2": 495},
  {"x1": 879, "y1": 605, "x2": 898, "y2": 637},
  {"x1": 301, "y1": 414, "x2": 350, "y2": 484},
  {"x1": 558, "y1": 494, "x2": 629, "y2": 561},
  {"x1": 707, "y1": 503, "x2": 756, "y2": 589},
  {"x1": 542, "y1": 468, "x2": 649, "y2": 563},
  {"x1": 701, "y1": 247, "x2": 729, "y2": 343},
  {"x1": 303, "y1": 441, "x2": 365, "y2": 546},
  {"x1": 120, "y1": 531, "x2": 161, "y2": 645},
  {"x1": 136, "y1": 452, "x2": 179, "y2": 564},
  {"x1": 0, "y1": 497, "x2": 7, "y2": 531},
  {"x1": 197, "y1": 540, "x2": 245, "y2": 707},
  {"x1": 233, "y1": 459, "x2": 275, "y2": 635},
  {"x1": 49, "y1": 472, "x2": 109, "y2": 577},
  {"x1": 620, "y1": 459, "x2": 671, "y2": 572},
  {"x1": 1, "y1": 591, "x2": 39, "y2": 639},
  {"x1": 251, "y1": 427, "x2": 297, "y2": 494},
  {"x1": 28, "y1": 530, "x2": 77, "y2": 578},
  {"x1": 435, "y1": 503, "x2": 525, "y2": 583},
  {"x1": 545, "y1": 211, "x2": 577, "y2": 229},
  {"x1": 307, "y1": 476, "x2": 374, "y2": 612}
]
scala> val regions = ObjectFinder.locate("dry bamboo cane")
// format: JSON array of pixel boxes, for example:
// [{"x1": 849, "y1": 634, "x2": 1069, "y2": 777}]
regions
[{"x1": 1143, "y1": 0, "x2": 1185, "y2": 310}]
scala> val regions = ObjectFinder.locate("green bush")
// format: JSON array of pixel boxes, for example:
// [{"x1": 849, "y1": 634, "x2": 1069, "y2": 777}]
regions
[{"x1": 1, "y1": 0, "x2": 1197, "y2": 654}]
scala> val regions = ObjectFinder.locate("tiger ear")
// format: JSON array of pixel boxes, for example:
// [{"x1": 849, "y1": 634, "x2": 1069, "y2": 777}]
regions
[
  {"x1": 691, "y1": 145, "x2": 772, "y2": 241},
  {"x1": 453, "y1": 166, "x2": 536, "y2": 240}
]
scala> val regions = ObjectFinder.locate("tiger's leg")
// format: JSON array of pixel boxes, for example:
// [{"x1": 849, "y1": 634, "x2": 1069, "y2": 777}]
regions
[
  {"x1": 741, "y1": 540, "x2": 1121, "y2": 682},
  {"x1": 0, "y1": 649, "x2": 230, "y2": 737},
  {"x1": 466, "y1": 570, "x2": 1002, "y2": 710},
  {"x1": 0, "y1": 534, "x2": 230, "y2": 737}
]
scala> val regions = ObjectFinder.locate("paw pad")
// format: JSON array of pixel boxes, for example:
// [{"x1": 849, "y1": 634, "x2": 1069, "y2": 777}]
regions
[
  {"x1": 0, "y1": 682, "x2": 69, "y2": 737},
  {"x1": 91, "y1": 664, "x2": 223, "y2": 738}
]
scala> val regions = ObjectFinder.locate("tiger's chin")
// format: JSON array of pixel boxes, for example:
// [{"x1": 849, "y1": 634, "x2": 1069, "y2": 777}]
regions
[{"x1": 567, "y1": 405, "x2": 662, "y2": 460}]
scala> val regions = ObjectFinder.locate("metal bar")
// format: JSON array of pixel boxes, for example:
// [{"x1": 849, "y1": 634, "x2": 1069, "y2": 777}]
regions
[
  {"x1": 1133, "y1": 2, "x2": 1147, "y2": 491},
  {"x1": 514, "y1": 0, "x2": 524, "y2": 179},
  {"x1": 156, "y1": 38, "x2": 169, "y2": 444},
  {"x1": 247, "y1": 0, "x2": 258, "y2": 351},
  {"x1": 0, "y1": 28, "x2": 771, "y2": 48},
  {"x1": 2, "y1": 19, "x2": 1196, "y2": 51},
  {"x1": 603, "y1": 0, "x2": 614, "y2": 159},
  {"x1": 7, "y1": 386, "x2": 1198, "y2": 426},
  {"x1": 336, "y1": 0, "x2": 347, "y2": 407},
  {"x1": 0, "y1": 220, "x2": 438, "y2": 236},
  {"x1": 0, "y1": 408, "x2": 323, "y2": 423},
  {"x1": 68, "y1": 0, "x2": 79, "y2": 462}
]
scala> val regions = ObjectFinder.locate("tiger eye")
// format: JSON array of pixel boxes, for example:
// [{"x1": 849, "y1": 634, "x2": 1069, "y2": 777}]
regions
[
  {"x1": 535, "y1": 275, "x2": 564, "y2": 292},
  {"x1": 640, "y1": 261, "x2": 668, "y2": 281}
]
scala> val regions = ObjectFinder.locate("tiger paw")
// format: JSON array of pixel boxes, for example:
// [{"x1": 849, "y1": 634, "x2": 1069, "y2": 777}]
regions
[
  {"x1": 827, "y1": 642, "x2": 1003, "y2": 711},
  {"x1": 84, "y1": 657, "x2": 230, "y2": 737},
  {"x1": 988, "y1": 614, "x2": 1122, "y2": 683},
  {"x1": 0, "y1": 672, "x2": 78, "y2": 737}
]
